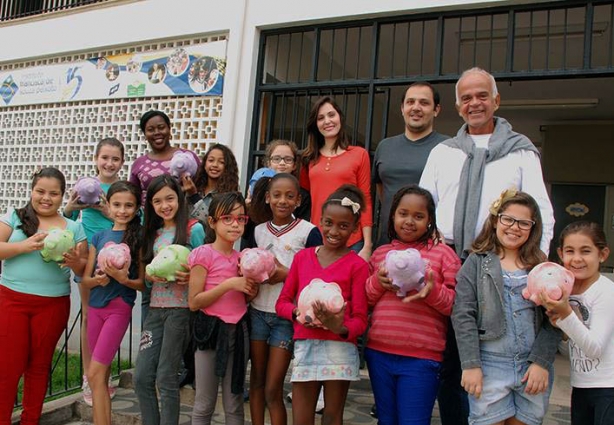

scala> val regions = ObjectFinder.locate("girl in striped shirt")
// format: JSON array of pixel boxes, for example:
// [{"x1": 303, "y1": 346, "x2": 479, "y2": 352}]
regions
[{"x1": 365, "y1": 184, "x2": 460, "y2": 425}]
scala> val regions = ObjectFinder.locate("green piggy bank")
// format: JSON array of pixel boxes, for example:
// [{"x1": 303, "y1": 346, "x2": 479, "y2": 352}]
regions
[
  {"x1": 146, "y1": 244, "x2": 191, "y2": 282},
  {"x1": 40, "y1": 228, "x2": 75, "y2": 263}
]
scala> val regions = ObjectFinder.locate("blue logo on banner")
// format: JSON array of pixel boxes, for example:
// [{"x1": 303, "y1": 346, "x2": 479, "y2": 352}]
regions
[{"x1": 0, "y1": 75, "x2": 19, "y2": 105}]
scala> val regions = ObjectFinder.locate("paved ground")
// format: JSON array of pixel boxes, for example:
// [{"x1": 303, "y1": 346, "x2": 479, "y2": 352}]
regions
[{"x1": 80, "y1": 353, "x2": 572, "y2": 424}]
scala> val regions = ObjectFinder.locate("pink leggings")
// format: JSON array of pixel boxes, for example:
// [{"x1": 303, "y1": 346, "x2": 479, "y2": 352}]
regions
[
  {"x1": 0, "y1": 285, "x2": 70, "y2": 425},
  {"x1": 87, "y1": 297, "x2": 132, "y2": 366}
]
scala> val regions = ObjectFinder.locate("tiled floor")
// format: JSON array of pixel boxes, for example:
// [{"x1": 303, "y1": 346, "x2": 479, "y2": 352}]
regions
[{"x1": 92, "y1": 353, "x2": 572, "y2": 425}]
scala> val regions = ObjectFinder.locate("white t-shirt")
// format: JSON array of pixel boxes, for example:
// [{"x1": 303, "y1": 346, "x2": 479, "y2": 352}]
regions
[
  {"x1": 557, "y1": 274, "x2": 614, "y2": 388},
  {"x1": 251, "y1": 218, "x2": 319, "y2": 313},
  {"x1": 419, "y1": 142, "x2": 555, "y2": 254}
]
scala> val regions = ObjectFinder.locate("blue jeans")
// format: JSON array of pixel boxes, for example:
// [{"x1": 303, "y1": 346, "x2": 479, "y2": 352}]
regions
[
  {"x1": 249, "y1": 307, "x2": 293, "y2": 351},
  {"x1": 365, "y1": 347, "x2": 441, "y2": 425},
  {"x1": 134, "y1": 308, "x2": 190, "y2": 425},
  {"x1": 571, "y1": 387, "x2": 614, "y2": 425}
]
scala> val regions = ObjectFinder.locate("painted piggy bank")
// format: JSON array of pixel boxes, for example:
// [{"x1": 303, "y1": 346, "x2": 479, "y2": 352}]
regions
[
  {"x1": 170, "y1": 151, "x2": 198, "y2": 178},
  {"x1": 146, "y1": 244, "x2": 190, "y2": 282},
  {"x1": 74, "y1": 177, "x2": 103, "y2": 205},
  {"x1": 522, "y1": 262, "x2": 575, "y2": 306},
  {"x1": 240, "y1": 248, "x2": 276, "y2": 283},
  {"x1": 297, "y1": 278, "x2": 344, "y2": 327},
  {"x1": 385, "y1": 248, "x2": 426, "y2": 297},
  {"x1": 40, "y1": 228, "x2": 75, "y2": 262},
  {"x1": 97, "y1": 242, "x2": 131, "y2": 272}
]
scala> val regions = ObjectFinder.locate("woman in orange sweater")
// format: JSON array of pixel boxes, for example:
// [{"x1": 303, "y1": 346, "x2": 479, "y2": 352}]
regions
[{"x1": 300, "y1": 96, "x2": 373, "y2": 261}]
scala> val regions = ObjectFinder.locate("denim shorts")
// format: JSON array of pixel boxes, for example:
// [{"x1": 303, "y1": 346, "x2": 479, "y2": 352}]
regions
[
  {"x1": 469, "y1": 351, "x2": 553, "y2": 425},
  {"x1": 249, "y1": 307, "x2": 294, "y2": 351},
  {"x1": 292, "y1": 339, "x2": 359, "y2": 382}
]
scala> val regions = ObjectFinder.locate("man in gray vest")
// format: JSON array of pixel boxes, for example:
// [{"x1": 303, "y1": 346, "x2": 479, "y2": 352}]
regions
[{"x1": 373, "y1": 82, "x2": 449, "y2": 247}]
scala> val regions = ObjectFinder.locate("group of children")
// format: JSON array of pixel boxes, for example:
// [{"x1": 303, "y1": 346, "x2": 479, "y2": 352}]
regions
[{"x1": 0, "y1": 127, "x2": 612, "y2": 425}]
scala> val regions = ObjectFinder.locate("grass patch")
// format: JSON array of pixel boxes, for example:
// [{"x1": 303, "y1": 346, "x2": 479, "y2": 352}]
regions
[{"x1": 14, "y1": 350, "x2": 132, "y2": 407}]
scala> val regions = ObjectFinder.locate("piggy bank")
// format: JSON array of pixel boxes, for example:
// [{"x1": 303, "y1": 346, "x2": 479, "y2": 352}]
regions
[
  {"x1": 41, "y1": 228, "x2": 75, "y2": 262},
  {"x1": 297, "y1": 278, "x2": 344, "y2": 327},
  {"x1": 385, "y1": 248, "x2": 426, "y2": 297},
  {"x1": 146, "y1": 244, "x2": 191, "y2": 282},
  {"x1": 240, "y1": 248, "x2": 276, "y2": 283},
  {"x1": 522, "y1": 262, "x2": 575, "y2": 306},
  {"x1": 97, "y1": 242, "x2": 131, "y2": 272},
  {"x1": 74, "y1": 177, "x2": 103, "y2": 205},
  {"x1": 170, "y1": 151, "x2": 198, "y2": 179}
]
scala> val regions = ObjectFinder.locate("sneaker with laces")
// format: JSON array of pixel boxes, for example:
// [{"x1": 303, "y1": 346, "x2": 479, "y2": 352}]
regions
[{"x1": 82, "y1": 375, "x2": 93, "y2": 406}]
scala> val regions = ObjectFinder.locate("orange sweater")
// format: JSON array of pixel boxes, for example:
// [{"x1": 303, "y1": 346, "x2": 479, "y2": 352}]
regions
[{"x1": 300, "y1": 146, "x2": 372, "y2": 248}]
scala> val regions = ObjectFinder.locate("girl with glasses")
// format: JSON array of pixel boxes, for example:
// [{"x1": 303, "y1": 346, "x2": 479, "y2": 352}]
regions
[
  {"x1": 188, "y1": 192, "x2": 258, "y2": 425},
  {"x1": 247, "y1": 140, "x2": 311, "y2": 221},
  {"x1": 452, "y1": 190, "x2": 561, "y2": 425}
]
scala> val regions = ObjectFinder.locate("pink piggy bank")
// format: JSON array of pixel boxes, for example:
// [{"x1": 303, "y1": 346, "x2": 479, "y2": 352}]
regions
[
  {"x1": 385, "y1": 248, "x2": 426, "y2": 297},
  {"x1": 522, "y1": 262, "x2": 575, "y2": 306},
  {"x1": 170, "y1": 151, "x2": 198, "y2": 178},
  {"x1": 240, "y1": 248, "x2": 276, "y2": 283},
  {"x1": 97, "y1": 242, "x2": 131, "y2": 273},
  {"x1": 74, "y1": 177, "x2": 103, "y2": 205},
  {"x1": 297, "y1": 278, "x2": 344, "y2": 327}
]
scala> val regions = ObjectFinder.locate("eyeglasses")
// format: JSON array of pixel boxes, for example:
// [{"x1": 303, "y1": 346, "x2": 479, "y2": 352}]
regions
[
  {"x1": 498, "y1": 214, "x2": 535, "y2": 231},
  {"x1": 270, "y1": 156, "x2": 295, "y2": 164},
  {"x1": 217, "y1": 214, "x2": 249, "y2": 225}
]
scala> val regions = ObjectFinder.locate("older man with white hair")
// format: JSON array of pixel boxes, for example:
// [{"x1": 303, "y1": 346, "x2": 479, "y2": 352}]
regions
[
  {"x1": 420, "y1": 67, "x2": 554, "y2": 258},
  {"x1": 419, "y1": 67, "x2": 555, "y2": 425}
]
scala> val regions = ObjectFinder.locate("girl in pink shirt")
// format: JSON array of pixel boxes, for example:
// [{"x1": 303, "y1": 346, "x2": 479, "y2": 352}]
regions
[
  {"x1": 188, "y1": 192, "x2": 258, "y2": 425},
  {"x1": 276, "y1": 184, "x2": 369, "y2": 425}
]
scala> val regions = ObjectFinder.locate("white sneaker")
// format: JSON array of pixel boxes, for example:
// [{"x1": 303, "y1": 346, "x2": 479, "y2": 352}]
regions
[
  {"x1": 315, "y1": 388, "x2": 324, "y2": 414},
  {"x1": 82, "y1": 375, "x2": 93, "y2": 406},
  {"x1": 108, "y1": 376, "x2": 117, "y2": 400}
]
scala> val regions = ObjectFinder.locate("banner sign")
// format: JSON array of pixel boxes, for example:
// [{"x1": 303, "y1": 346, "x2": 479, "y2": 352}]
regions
[{"x1": 0, "y1": 40, "x2": 227, "y2": 107}]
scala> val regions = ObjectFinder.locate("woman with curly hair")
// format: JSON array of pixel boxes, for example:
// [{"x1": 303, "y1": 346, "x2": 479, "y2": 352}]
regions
[{"x1": 130, "y1": 110, "x2": 201, "y2": 204}]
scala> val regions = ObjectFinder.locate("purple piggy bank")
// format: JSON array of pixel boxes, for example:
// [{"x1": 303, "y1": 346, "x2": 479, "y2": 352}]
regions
[
  {"x1": 97, "y1": 242, "x2": 131, "y2": 273},
  {"x1": 74, "y1": 177, "x2": 103, "y2": 205},
  {"x1": 240, "y1": 248, "x2": 276, "y2": 283},
  {"x1": 170, "y1": 151, "x2": 198, "y2": 178},
  {"x1": 385, "y1": 248, "x2": 426, "y2": 297}
]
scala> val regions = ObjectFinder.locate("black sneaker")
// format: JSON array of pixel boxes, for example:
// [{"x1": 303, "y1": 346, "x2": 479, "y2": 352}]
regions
[
  {"x1": 370, "y1": 404, "x2": 377, "y2": 418},
  {"x1": 178, "y1": 369, "x2": 194, "y2": 388},
  {"x1": 244, "y1": 388, "x2": 250, "y2": 402}
]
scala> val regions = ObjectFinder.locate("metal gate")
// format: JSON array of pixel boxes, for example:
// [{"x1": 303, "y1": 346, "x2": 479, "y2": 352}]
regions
[{"x1": 248, "y1": 0, "x2": 614, "y2": 174}]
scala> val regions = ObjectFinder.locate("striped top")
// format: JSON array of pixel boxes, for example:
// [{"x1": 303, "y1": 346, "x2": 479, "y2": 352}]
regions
[{"x1": 366, "y1": 239, "x2": 460, "y2": 362}]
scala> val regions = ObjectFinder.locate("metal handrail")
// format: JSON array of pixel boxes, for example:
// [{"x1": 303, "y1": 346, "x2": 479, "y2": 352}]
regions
[{"x1": 1, "y1": 0, "x2": 108, "y2": 22}]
